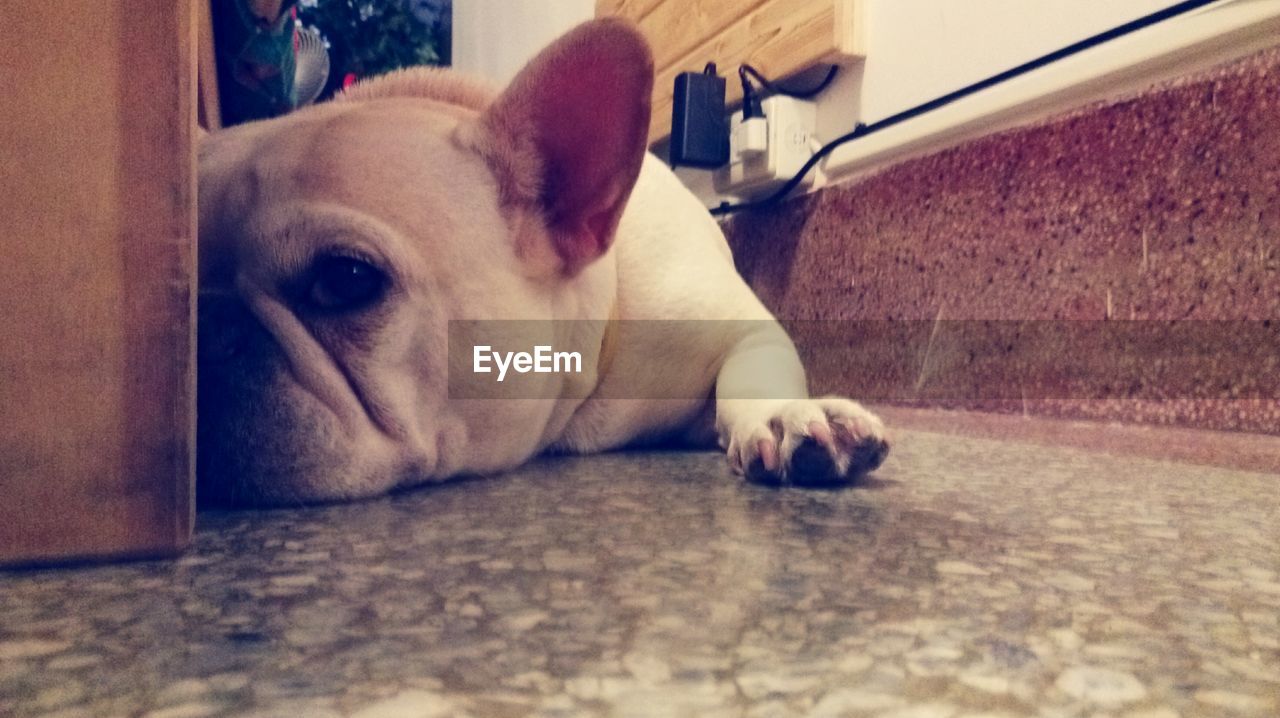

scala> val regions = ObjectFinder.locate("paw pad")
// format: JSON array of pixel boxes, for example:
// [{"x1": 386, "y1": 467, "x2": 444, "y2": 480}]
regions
[{"x1": 729, "y1": 398, "x2": 889, "y2": 487}]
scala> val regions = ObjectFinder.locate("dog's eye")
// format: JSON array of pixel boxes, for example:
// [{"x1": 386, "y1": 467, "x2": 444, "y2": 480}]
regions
[{"x1": 308, "y1": 255, "x2": 388, "y2": 311}]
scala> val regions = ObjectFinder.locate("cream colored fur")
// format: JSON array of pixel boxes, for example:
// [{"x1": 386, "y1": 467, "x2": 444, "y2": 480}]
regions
[{"x1": 196, "y1": 20, "x2": 887, "y2": 505}]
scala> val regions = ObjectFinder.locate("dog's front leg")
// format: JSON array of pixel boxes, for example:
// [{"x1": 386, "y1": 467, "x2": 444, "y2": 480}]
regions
[{"x1": 714, "y1": 324, "x2": 889, "y2": 485}]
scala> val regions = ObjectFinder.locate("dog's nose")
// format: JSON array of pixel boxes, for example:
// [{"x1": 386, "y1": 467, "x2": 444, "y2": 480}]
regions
[{"x1": 198, "y1": 296, "x2": 254, "y2": 364}]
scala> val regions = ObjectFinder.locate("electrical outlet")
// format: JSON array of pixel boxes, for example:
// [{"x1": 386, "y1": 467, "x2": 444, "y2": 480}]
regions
[{"x1": 714, "y1": 95, "x2": 819, "y2": 199}]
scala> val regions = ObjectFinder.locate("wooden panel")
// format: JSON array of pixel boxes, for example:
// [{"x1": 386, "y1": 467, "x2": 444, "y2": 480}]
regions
[
  {"x1": 198, "y1": 0, "x2": 222, "y2": 129},
  {"x1": 600, "y1": 0, "x2": 862, "y2": 142},
  {"x1": 0, "y1": 2, "x2": 197, "y2": 566},
  {"x1": 596, "y1": 0, "x2": 667, "y2": 24},
  {"x1": 633, "y1": 0, "x2": 772, "y2": 75}
]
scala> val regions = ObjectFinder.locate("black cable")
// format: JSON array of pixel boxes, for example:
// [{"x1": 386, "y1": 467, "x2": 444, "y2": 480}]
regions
[
  {"x1": 738, "y1": 66, "x2": 764, "y2": 119},
  {"x1": 739, "y1": 63, "x2": 840, "y2": 99},
  {"x1": 711, "y1": 0, "x2": 1222, "y2": 216}
]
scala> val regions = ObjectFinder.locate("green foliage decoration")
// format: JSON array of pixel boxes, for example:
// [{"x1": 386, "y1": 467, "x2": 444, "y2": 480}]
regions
[{"x1": 298, "y1": 0, "x2": 450, "y2": 98}]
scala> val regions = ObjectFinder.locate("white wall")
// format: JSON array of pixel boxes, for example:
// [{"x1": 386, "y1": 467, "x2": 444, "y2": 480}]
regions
[
  {"x1": 451, "y1": 0, "x2": 594, "y2": 86},
  {"x1": 811, "y1": 0, "x2": 1186, "y2": 150},
  {"x1": 849, "y1": 0, "x2": 1183, "y2": 127},
  {"x1": 688, "y1": 0, "x2": 1280, "y2": 205}
]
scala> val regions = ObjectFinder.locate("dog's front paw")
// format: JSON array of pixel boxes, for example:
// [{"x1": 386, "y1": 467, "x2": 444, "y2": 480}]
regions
[{"x1": 724, "y1": 397, "x2": 889, "y2": 486}]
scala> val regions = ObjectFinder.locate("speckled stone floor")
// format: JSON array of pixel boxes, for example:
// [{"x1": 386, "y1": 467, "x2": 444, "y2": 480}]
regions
[{"x1": 2, "y1": 430, "x2": 1278, "y2": 718}]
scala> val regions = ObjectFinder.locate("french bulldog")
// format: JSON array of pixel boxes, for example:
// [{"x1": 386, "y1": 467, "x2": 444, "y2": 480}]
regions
[{"x1": 197, "y1": 19, "x2": 888, "y2": 506}]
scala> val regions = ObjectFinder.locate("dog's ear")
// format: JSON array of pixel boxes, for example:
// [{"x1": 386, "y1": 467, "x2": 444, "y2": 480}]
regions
[{"x1": 475, "y1": 19, "x2": 653, "y2": 275}]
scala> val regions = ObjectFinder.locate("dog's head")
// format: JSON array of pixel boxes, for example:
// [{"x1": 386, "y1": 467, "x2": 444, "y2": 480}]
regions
[{"x1": 197, "y1": 20, "x2": 653, "y2": 506}]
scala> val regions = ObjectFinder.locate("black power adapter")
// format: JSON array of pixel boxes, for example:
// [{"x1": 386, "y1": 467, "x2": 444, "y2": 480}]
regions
[{"x1": 669, "y1": 64, "x2": 729, "y2": 169}]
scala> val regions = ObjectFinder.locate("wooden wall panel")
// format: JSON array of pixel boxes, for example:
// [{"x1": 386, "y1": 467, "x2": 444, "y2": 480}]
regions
[
  {"x1": 198, "y1": 0, "x2": 222, "y2": 129},
  {"x1": 634, "y1": 0, "x2": 773, "y2": 74},
  {"x1": 0, "y1": 1, "x2": 196, "y2": 566},
  {"x1": 599, "y1": 0, "x2": 863, "y2": 142},
  {"x1": 597, "y1": 0, "x2": 667, "y2": 24}
]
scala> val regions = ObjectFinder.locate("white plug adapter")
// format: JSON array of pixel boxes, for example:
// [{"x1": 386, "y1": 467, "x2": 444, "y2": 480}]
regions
[{"x1": 714, "y1": 95, "x2": 819, "y2": 199}]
